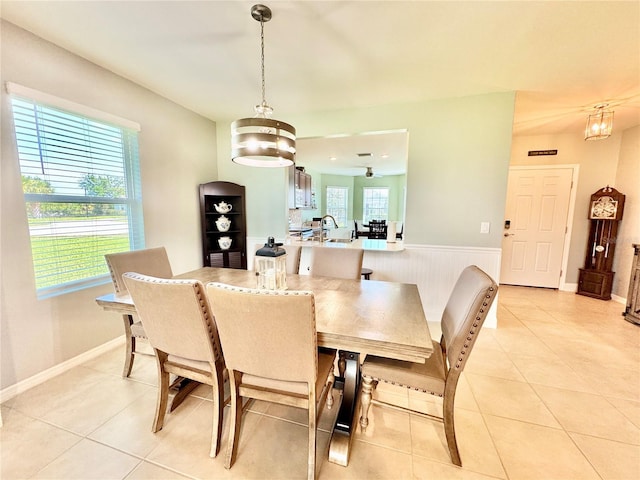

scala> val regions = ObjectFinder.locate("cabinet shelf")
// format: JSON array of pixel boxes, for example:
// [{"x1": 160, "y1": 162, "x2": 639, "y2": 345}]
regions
[
  {"x1": 199, "y1": 181, "x2": 247, "y2": 270},
  {"x1": 208, "y1": 248, "x2": 241, "y2": 254},
  {"x1": 206, "y1": 231, "x2": 242, "y2": 237}
]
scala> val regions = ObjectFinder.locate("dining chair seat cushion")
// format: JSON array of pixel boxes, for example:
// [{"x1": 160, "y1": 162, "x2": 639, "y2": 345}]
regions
[
  {"x1": 241, "y1": 350, "x2": 335, "y2": 397},
  {"x1": 130, "y1": 320, "x2": 147, "y2": 338},
  {"x1": 361, "y1": 339, "x2": 446, "y2": 396}
]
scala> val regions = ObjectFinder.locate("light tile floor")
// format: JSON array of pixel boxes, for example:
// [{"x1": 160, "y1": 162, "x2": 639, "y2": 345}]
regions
[{"x1": 1, "y1": 286, "x2": 639, "y2": 479}]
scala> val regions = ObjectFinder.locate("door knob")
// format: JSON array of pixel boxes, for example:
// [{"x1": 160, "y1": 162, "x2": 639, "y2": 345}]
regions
[{"x1": 503, "y1": 233, "x2": 515, "y2": 237}]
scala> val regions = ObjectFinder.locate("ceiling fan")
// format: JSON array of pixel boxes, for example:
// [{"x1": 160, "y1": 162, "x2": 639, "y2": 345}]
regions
[{"x1": 364, "y1": 166, "x2": 382, "y2": 178}]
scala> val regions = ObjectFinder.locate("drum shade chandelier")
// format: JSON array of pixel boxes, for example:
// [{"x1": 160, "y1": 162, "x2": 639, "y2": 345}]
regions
[
  {"x1": 584, "y1": 103, "x2": 614, "y2": 140},
  {"x1": 231, "y1": 4, "x2": 296, "y2": 167}
]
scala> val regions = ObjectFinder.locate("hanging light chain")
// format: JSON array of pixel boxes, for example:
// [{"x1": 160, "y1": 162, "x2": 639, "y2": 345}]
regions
[{"x1": 260, "y1": 16, "x2": 267, "y2": 108}]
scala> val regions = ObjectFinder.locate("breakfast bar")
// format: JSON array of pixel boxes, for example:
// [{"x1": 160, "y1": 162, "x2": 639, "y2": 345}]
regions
[{"x1": 285, "y1": 238, "x2": 404, "y2": 252}]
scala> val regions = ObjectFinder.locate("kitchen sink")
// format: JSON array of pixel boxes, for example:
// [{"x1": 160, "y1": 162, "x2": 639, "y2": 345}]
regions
[{"x1": 325, "y1": 238, "x2": 354, "y2": 243}]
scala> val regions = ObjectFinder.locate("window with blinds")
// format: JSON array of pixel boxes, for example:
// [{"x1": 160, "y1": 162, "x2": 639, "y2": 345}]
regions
[{"x1": 9, "y1": 88, "x2": 144, "y2": 298}]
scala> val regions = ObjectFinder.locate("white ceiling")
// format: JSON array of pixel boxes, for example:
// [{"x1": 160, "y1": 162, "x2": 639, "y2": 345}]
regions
[{"x1": 2, "y1": 1, "x2": 639, "y2": 175}]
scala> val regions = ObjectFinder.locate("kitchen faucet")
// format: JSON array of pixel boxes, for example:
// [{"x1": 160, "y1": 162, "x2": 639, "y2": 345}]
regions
[{"x1": 320, "y1": 215, "x2": 338, "y2": 242}]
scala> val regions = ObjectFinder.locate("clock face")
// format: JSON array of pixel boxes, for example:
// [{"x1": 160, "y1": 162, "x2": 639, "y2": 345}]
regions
[{"x1": 590, "y1": 196, "x2": 617, "y2": 219}]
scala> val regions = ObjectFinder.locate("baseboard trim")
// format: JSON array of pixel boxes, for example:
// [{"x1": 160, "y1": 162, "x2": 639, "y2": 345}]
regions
[
  {"x1": 611, "y1": 293, "x2": 627, "y2": 305},
  {"x1": 0, "y1": 336, "x2": 124, "y2": 404}
]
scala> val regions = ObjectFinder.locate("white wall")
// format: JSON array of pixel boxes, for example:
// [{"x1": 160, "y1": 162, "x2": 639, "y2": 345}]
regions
[
  {"x1": 511, "y1": 128, "x2": 640, "y2": 290},
  {"x1": 612, "y1": 126, "x2": 640, "y2": 298},
  {"x1": 1, "y1": 21, "x2": 218, "y2": 389}
]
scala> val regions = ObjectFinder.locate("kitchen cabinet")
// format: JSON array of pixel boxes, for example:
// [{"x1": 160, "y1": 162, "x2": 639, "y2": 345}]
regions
[
  {"x1": 289, "y1": 166, "x2": 313, "y2": 208},
  {"x1": 199, "y1": 181, "x2": 247, "y2": 269}
]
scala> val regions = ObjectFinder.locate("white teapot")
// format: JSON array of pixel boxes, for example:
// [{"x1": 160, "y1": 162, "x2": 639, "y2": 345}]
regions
[
  {"x1": 214, "y1": 201, "x2": 232, "y2": 213},
  {"x1": 218, "y1": 236, "x2": 232, "y2": 250},
  {"x1": 215, "y1": 215, "x2": 231, "y2": 232}
]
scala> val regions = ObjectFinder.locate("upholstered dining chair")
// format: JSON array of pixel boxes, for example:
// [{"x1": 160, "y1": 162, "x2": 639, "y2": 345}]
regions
[
  {"x1": 367, "y1": 220, "x2": 387, "y2": 239},
  {"x1": 122, "y1": 273, "x2": 226, "y2": 458},
  {"x1": 206, "y1": 283, "x2": 336, "y2": 480},
  {"x1": 359, "y1": 265, "x2": 498, "y2": 467},
  {"x1": 105, "y1": 247, "x2": 173, "y2": 377},
  {"x1": 309, "y1": 246, "x2": 364, "y2": 280},
  {"x1": 283, "y1": 244, "x2": 303, "y2": 274}
]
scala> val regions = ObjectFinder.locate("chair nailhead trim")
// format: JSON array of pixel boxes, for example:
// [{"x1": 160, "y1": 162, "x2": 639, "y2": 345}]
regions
[{"x1": 370, "y1": 377, "x2": 443, "y2": 397}]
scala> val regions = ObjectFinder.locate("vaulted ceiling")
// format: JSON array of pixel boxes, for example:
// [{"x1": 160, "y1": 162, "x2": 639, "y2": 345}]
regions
[{"x1": 2, "y1": 1, "x2": 639, "y2": 174}]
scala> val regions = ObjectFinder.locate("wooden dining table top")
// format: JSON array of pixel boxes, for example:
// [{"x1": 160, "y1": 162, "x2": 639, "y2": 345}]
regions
[{"x1": 96, "y1": 267, "x2": 433, "y2": 363}]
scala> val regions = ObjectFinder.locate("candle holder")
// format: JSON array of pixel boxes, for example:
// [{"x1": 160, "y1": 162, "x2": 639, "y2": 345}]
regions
[{"x1": 255, "y1": 236, "x2": 287, "y2": 290}]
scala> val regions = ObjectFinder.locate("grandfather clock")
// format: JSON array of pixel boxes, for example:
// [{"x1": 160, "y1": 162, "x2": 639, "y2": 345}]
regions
[{"x1": 577, "y1": 186, "x2": 625, "y2": 300}]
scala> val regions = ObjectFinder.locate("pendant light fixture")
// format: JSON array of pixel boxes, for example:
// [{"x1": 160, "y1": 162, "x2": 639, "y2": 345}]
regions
[
  {"x1": 584, "y1": 103, "x2": 614, "y2": 140},
  {"x1": 231, "y1": 4, "x2": 296, "y2": 167}
]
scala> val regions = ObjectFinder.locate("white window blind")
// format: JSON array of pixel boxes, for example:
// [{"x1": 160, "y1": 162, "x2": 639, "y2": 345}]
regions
[
  {"x1": 9, "y1": 86, "x2": 145, "y2": 298},
  {"x1": 363, "y1": 187, "x2": 389, "y2": 224},
  {"x1": 326, "y1": 186, "x2": 348, "y2": 227}
]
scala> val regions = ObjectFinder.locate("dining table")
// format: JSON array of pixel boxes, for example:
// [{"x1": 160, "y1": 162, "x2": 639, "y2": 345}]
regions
[{"x1": 96, "y1": 266, "x2": 433, "y2": 467}]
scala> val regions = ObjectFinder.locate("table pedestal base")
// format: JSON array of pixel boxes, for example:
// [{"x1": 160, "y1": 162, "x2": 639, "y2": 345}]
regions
[
  {"x1": 328, "y1": 351, "x2": 360, "y2": 466},
  {"x1": 168, "y1": 377, "x2": 199, "y2": 412}
]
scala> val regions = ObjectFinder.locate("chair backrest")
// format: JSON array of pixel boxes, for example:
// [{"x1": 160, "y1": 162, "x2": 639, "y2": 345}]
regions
[
  {"x1": 206, "y1": 283, "x2": 318, "y2": 383},
  {"x1": 105, "y1": 247, "x2": 173, "y2": 297},
  {"x1": 355, "y1": 220, "x2": 369, "y2": 232},
  {"x1": 441, "y1": 265, "x2": 498, "y2": 372},
  {"x1": 122, "y1": 273, "x2": 222, "y2": 364},
  {"x1": 368, "y1": 220, "x2": 387, "y2": 239},
  {"x1": 283, "y1": 245, "x2": 302, "y2": 275},
  {"x1": 309, "y1": 246, "x2": 363, "y2": 280}
]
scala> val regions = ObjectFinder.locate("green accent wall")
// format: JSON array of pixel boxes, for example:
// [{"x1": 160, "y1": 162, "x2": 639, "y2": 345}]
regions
[{"x1": 217, "y1": 91, "x2": 515, "y2": 248}]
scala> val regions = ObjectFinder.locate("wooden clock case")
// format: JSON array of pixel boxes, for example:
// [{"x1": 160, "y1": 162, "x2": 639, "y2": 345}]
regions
[{"x1": 577, "y1": 186, "x2": 625, "y2": 300}]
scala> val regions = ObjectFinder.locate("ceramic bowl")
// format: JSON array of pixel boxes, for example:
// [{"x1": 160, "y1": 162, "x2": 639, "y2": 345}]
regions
[
  {"x1": 215, "y1": 215, "x2": 231, "y2": 232},
  {"x1": 218, "y1": 236, "x2": 232, "y2": 250}
]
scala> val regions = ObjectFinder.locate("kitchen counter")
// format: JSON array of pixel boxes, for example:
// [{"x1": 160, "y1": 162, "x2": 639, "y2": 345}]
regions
[{"x1": 285, "y1": 238, "x2": 404, "y2": 252}]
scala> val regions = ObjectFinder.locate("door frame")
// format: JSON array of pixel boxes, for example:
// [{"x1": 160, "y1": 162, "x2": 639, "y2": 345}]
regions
[{"x1": 503, "y1": 164, "x2": 580, "y2": 290}]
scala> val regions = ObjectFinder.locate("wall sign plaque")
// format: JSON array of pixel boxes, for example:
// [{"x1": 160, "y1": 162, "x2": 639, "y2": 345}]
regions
[{"x1": 527, "y1": 150, "x2": 558, "y2": 156}]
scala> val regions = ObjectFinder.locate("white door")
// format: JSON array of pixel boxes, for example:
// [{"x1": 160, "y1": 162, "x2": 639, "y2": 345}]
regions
[{"x1": 500, "y1": 167, "x2": 573, "y2": 288}]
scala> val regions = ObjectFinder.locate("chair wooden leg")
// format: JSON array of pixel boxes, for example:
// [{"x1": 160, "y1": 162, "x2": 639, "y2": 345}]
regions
[
  {"x1": 122, "y1": 314, "x2": 135, "y2": 378},
  {"x1": 152, "y1": 352, "x2": 169, "y2": 432},
  {"x1": 225, "y1": 370, "x2": 242, "y2": 470},
  {"x1": 443, "y1": 391, "x2": 462, "y2": 466},
  {"x1": 209, "y1": 362, "x2": 225, "y2": 458},
  {"x1": 308, "y1": 391, "x2": 317, "y2": 480},
  {"x1": 359, "y1": 376, "x2": 377, "y2": 430}
]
